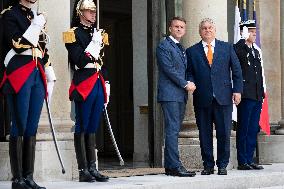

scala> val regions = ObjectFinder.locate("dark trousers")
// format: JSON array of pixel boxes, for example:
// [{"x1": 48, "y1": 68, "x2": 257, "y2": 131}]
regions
[
  {"x1": 75, "y1": 79, "x2": 104, "y2": 134},
  {"x1": 0, "y1": 95, "x2": 10, "y2": 140},
  {"x1": 194, "y1": 98, "x2": 232, "y2": 169},
  {"x1": 7, "y1": 69, "x2": 45, "y2": 137},
  {"x1": 161, "y1": 101, "x2": 185, "y2": 169},
  {"x1": 237, "y1": 98, "x2": 262, "y2": 165}
]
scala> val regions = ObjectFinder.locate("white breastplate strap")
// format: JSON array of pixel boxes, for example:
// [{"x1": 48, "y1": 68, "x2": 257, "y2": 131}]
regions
[
  {"x1": 4, "y1": 48, "x2": 43, "y2": 67},
  {"x1": 75, "y1": 63, "x2": 101, "y2": 70}
]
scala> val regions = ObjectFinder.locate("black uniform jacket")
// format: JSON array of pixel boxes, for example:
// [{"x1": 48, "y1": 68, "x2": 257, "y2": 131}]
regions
[
  {"x1": 234, "y1": 39, "x2": 264, "y2": 101},
  {"x1": 0, "y1": 4, "x2": 49, "y2": 95},
  {"x1": 65, "y1": 23, "x2": 108, "y2": 102}
]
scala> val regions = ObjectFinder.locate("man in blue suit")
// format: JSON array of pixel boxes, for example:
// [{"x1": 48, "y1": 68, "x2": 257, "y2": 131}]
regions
[
  {"x1": 156, "y1": 16, "x2": 196, "y2": 177},
  {"x1": 186, "y1": 18, "x2": 243, "y2": 175}
]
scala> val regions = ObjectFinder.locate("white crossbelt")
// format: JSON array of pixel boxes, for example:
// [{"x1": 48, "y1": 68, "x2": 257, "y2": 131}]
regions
[
  {"x1": 4, "y1": 48, "x2": 43, "y2": 67},
  {"x1": 75, "y1": 63, "x2": 101, "y2": 70}
]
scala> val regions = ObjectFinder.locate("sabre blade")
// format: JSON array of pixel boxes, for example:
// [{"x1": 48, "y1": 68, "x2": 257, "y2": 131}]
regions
[
  {"x1": 103, "y1": 107, "x2": 124, "y2": 165},
  {"x1": 96, "y1": 0, "x2": 99, "y2": 29},
  {"x1": 45, "y1": 100, "x2": 66, "y2": 174}
]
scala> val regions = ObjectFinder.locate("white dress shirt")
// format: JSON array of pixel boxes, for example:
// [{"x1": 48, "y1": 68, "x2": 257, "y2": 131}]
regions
[
  {"x1": 202, "y1": 39, "x2": 215, "y2": 56},
  {"x1": 202, "y1": 39, "x2": 216, "y2": 96},
  {"x1": 169, "y1": 35, "x2": 179, "y2": 43}
]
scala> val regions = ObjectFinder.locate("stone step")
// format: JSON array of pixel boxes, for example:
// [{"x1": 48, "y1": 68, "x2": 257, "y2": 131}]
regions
[
  {"x1": 250, "y1": 187, "x2": 284, "y2": 189},
  {"x1": 1, "y1": 164, "x2": 284, "y2": 189}
]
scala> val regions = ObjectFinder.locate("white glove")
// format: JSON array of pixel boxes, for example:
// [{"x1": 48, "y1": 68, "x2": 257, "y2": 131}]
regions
[
  {"x1": 92, "y1": 29, "x2": 103, "y2": 45},
  {"x1": 104, "y1": 82, "x2": 110, "y2": 107},
  {"x1": 241, "y1": 26, "x2": 250, "y2": 40},
  {"x1": 22, "y1": 11, "x2": 46, "y2": 46},
  {"x1": 47, "y1": 81, "x2": 55, "y2": 104},
  {"x1": 85, "y1": 30, "x2": 104, "y2": 60},
  {"x1": 32, "y1": 10, "x2": 46, "y2": 29},
  {"x1": 85, "y1": 42, "x2": 100, "y2": 60},
  {"x1": 45, "y1": 66, "x2": 56, "y2": 82}
]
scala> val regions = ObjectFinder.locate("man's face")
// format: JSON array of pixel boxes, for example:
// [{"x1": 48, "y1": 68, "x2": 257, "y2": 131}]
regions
[
  {"x1": 247, "y1": 28, "x2": 257, "y2": 43},
  {"x1": 199, "y1": 21, "x2": 216, "y2": 42},
  {"x1": 169, "y1": 20, "x2": 186, "y2": 40},
  {"x1": 82, "y1": 9, "x2": 96, "y2": 24}
]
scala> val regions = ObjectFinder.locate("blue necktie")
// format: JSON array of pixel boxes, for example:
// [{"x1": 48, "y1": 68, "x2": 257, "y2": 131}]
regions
[{"x1": 176, "y1": 43, "x2": 184, "y2": 53}]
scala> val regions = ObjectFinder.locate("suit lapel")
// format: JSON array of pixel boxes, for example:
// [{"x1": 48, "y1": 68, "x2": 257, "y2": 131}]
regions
[
  {"x1": 212, "y1": 39, "x2": 219, "y2": 67},
  {"x1": 167, "y1": 37, "x2": 185, "y2": 63},
  {"x1": 177, "y1": 47, "x2": 186, "y2": 63},
  {"x1": 197, "y1": 41, "x2": 210, "y2": 68}
]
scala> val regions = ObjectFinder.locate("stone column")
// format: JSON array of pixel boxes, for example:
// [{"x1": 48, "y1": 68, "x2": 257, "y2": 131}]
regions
[
  {"x1": 255, "y1": 0, "x2": 282, "y2": 164},
  {"x1": 257, "y1": 0, "x2": 281, "y2": 125},
  {"x1": 133, "y1": 0, "x2": 149, "y2": 166},
  {"x1": 35, "y1": 0, "x2": 76, "y2": 181},
  {"x1": 37, "y1": 0, "x2": 74, "y2": 134},
  {"x1": 275, "y1": 0, "x2": 284, "y2": 134},
  {"x1": 179, "y1": 0, "x2": 238, "y2": 170}
]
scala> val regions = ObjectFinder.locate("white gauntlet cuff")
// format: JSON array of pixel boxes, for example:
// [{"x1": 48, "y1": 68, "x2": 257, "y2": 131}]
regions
[
  {"x1": 105, "y1": 82, "x2": 110, "y2": 96},
  {"x1": 85, "y1": 41, "x2": 101, "y2": 60},
  {"x1": 22, "y1": 24, "x2": 42, "y2": 47},
  {"x1": 45, "y1": 66, "x2": 56, "y2": 82}
]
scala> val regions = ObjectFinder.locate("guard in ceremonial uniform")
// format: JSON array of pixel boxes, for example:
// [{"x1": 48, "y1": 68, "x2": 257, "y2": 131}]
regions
[
  {"x1": 234, "y1": 20, "x2": 264, "y2": 171},
  {"x1": 0, "y1": 0, "x2": 11, "y2": 142},
  {"x1": 64, "y1": 0, "x2": 109, "y2": 182},
  {"x1": 0, "y1": 0, "x2": 56, "y2": 189}
]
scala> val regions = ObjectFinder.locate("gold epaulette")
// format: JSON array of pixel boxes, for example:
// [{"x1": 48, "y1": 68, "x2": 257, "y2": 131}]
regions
[
  {"x1": 0, "y1": 6, "x2": 12, "y2": 15},
  {"x1": 63, "y1": 27, "x2": 77, "y2": 44},
  {"x1": 102, "y1": 32, "x2": 109, "y2": 46}
]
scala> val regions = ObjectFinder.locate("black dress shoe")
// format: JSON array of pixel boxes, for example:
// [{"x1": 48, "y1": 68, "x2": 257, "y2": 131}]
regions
[
  {"x1": 179, "y1": 166, "x2": 196, "y2": 176},
  {"x1": 79, "y1": 169, "x2": 96, "y2": 182},
  {"x1": 217, "y1": 168, "x2": 227, "y2": 175},
  {"x1": 165, "y1": 167, "x2": 195, "y2": 177},
  {"x1": 89, "y1": 168, "x2": 109, "y2": 182},
  {"x1": 12, "y1": 178, "x2": 31, "y2": 189},
  {"x1": 201, "y1": 168, "x2": 214, "y2": 175},
  {"x1": 237, "y1": 163, "x2": 253, "y2": 170},
  {"x1": 249, "y1": 163, "x2": 264, "y2": 170},
  {"x1": 25, "y1": 175, "x2": 46, "y2": 189}
]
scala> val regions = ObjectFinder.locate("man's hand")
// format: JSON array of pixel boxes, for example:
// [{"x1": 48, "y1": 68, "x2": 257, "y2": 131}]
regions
[
  {"x1": 185, "y1": 81, "x2": 196, "y2": 94},
  {"x1": 233, "y1": 93, "x2": 241, "y2": 105},
  {"x1": 104, "y1": 82, "x2": 110, "y2": 107},
  {"x1": 32, "y1": 10, "x2": 46, "y2": 29},
  {"x1": 92, "y1": 29, "x2": 103, "y2": 45},
  {"x1": 241, "y1": 26, "x2": 250, "y2": 40}
]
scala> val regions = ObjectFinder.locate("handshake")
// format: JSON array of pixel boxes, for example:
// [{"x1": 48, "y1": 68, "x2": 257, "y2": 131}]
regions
[{"x1": 185, "y1": 81, "x2": 196, "y2": 94}]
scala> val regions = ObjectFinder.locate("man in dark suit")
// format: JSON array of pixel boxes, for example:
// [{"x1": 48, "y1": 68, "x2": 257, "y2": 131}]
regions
[
  {"x1": 156, "y1": 16, "x2": 196, "y2": 177},
  {"x1": 186, "y1": 18, "x2": 243, "y2": 175},
  {"x1": 234, "y1": 20, "x2": 264, "y2": 170}
]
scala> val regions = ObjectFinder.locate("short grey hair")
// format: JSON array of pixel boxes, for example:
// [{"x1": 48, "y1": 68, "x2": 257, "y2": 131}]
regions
[{"x1": 199, "y1": 18, "x2": 216, "y2": 30}]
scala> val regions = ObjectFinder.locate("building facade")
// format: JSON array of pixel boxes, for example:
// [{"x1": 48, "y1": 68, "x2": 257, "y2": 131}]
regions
[{"x1": 0, "y1": 0, "x2": 283, "y2": 181}]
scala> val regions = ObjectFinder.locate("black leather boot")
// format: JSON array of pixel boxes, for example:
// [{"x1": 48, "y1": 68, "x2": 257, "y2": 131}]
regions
[
  {"x1": 85, "y1": 134, "x2": 109, "y2": 182},
  {"x1": 9, "y1": 136, "x2": 31, "y2": 189},
  {"x1": 22, "y1": 136, "x2": 46, "y2": 189},
  {"x1": 74, "y1": 133, "x2": 95, "y2": 182}
]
